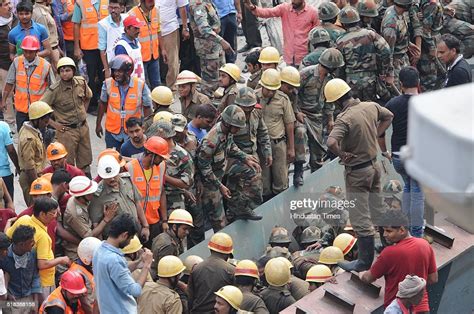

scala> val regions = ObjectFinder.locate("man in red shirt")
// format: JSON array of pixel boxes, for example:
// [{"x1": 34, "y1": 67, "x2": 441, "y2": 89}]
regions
[
  {"x1": 360, "y1": 210, "x2": 438, "y2": 312},
  {"x1": 43, "y1": 142, "x2": 85, "y2": 178}
]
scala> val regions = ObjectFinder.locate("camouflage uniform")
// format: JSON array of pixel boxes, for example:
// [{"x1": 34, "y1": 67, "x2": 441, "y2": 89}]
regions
[
  {"x1": 415, "y1": 0, "x2": 445, "y2": 91},
  {"x1": 287, "y1": 92, "x2": 307, "y2": 165},
  {"x1": 442, "y1": 14, "x2": 474, "y2": 59},
  {"x1": 297, "y1": 65, "x2": 333, "y2": 172},
  {"x1": 165, "y1": 144, "x2": 195, "y2": 211},
  {"x1": 247, "y1": 70, "x2": 262, "y2": 90},
  {"x1": 217, "y1": 83, "x2": 238, "y2": 112},
  {"x1": 226, "y1": 105, "x2": 271, "y2": 219},
  {"x1": 196, "y1": 122, "x2": 248, "y2": 231},
  {"x1": 189, "y1": 0, "x2": 224, "y2": 97},
  {"x1": 300, "y1": 47, "x2": 327, "y2": 68},
  {"x1": 336, "y1": 26, "x2": 394, "y2": 102},
  {"x1": 321, "y1": 22, "x2": 346, "y2": 44},
  {"x1": 449, "y1": 0, "x2": 474, "y2": 24}
]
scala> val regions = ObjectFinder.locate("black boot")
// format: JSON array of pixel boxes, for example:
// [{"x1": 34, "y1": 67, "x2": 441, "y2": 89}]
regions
[
  {"x1": 375, "y1": 227, "x2": 389, "y2": 253},
  {"x1": 338, "y1": 236, "x2": 375, "y2": 272},
  {"x1": 293, "y1": 161, "x2": 304, "y2": 186}
]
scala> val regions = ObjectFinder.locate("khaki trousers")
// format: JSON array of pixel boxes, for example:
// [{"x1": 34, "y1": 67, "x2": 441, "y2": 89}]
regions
[
  {"x1": 55, "y1": 122, "x2": 92, "y2": 172},
  {"x1": 160, "y1": 29, "x2": 180, "y2": 88},
  {"x1": 262, "y1": 139, "x2": 288, "y2": 196},
  {"x1": 0, "y1": 68, "x2": 16, "y2": 128}
]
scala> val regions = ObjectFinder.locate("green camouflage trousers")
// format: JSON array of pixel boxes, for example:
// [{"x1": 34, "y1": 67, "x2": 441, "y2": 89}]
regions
[
  {"x1": 418, "y1": 36, "x2": 445, "y2": 91},
  {"x1": 186, "y1": 180, "x2": 205, "y2": 248},
  {"x1": 225, "y1": 157, "x2": 263, "y2": 219},
  {"x1": 199, "y1": 170, "x2": 227, "y2": 232},
  {"x1": 393, "y1": 54, "x2": 410, "y2": 90},
  {"x1": 199, "y1": 57, "x2": 223, "y2": 97},
  {"x1": 347, "y1": 74, "x2": 377, "y2": 102},
  {"x1": 294, "y1": 121, "x2": 308, "y2": 163}
]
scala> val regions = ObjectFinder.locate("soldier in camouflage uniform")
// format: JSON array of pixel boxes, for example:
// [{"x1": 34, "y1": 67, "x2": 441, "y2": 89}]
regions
[
  {"x1": 297, "y1": 48, "x2": 344, "y2": 173},
  {"x1": 188, "y1": 0, "x2": 233, "y2": 97},
  {"x1": 217, "y1": 63, "x2": 240, "y2": 112},
  {"x1": 301, "y1": 28, "x2": 332, "y2": 68},
  {"x1": 442, "y1": 7, "x2": 474, "y2": 58},
  {"x1": 196, "y1": 105, "x2": 261, "y2": 231},
  {"x1": 318, "y1": 2, "x2": 346, "y2": 44},
  {"x1": 226, "y1": 87, "x2": 271, "y2": 221},
  {"x1": 336, "y1": 7, "x2": 395, "y2": 102},
  {"x1": 374, "y1": 0, "x2": 394, "y2": 32},
  {"x1": 172, "y1": 114, "x2": 199, "y2": 159},
  {"x1": 448, "y1": 0, "x2": 474, "y2": 24},
  {"x1": 152, "y1": 120, "x2": 195, "y2": 212},
  {"x1": 298, "y1": 226, "x2": 322, "y2": 250},
  {"x1": 357, "y1": 0, "x2": 379, "y2": 31},
  {"x1": 415, "y1": 0, "x2": 445, "y2": 91}
]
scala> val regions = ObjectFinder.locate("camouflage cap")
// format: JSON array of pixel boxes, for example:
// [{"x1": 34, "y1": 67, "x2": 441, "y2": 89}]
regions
[
  {"x1": 147, "y1": 120, "x2": 176, "y2": 139},
  {"x1": 309, "y1": 27, "x2": 331, "y2": 45},
  {"x1": 319, "y1": 48, "x2": 345, "y2": 69},
  {"x1": 357, "y1": 0, "x2": 379, "y2": 17},
  {"x1": 264, "y1": 246, "x2": 292, "y2": 259},
  {"x1": 339, "y1": 6, "x2": 361, "y2": 24},
  {"x1": 300, "y1": 226, "x2": 322, "y2": 244},
  {"x1": 318, "y1": 1, "x2": 340, "y2": 20},
  {"x1": 235, "y1": 87, "x2": 258, "y2": 107},
  {"x1": 269, "y1": 226, "x2": 292, "y2": 244},
  {"x1": 172, "y1": 114, "x2": 187, "y2": 132},
  {"x1": 221, "y1": 105, "x2": 246, "y2": 128},
  {"x1": 394, "y1": 0, "x2": 412, "y2": 6},
  {"x1": 383, "y1": 180, "x2": 403, "y2": 196}
]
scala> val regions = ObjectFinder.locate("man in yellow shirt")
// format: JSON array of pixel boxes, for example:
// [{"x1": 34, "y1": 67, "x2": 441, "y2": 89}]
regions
[{"x1": 6, "y1": 197, "x2": 70, "y2": 299}]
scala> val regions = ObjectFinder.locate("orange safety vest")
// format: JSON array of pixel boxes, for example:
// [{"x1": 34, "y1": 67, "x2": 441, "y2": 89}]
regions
[
  {"x1": 105, "y1": 77, "x2": 144, "y2": 134},
  {"x1": 127, "y1": 158, "x2": 165, "y2": 224},
  {"x1": 14, "y1": 56, "x2": 50, "y2": 113},
  {"x1": 69, "y1": 262, "x2": 95, "y2": 295},
  {"x1": 39, "y1": 287, "x2": 85, "y2": 314},
  {"x1": 128, "y1": 6, "x2": 160, "y2": 62},
  {"x1": 62, "y1": 0, "x2": 75, "y2": 41},
  {"x1": 76, "y1": 0, "x2": 109, "y2": 50}
]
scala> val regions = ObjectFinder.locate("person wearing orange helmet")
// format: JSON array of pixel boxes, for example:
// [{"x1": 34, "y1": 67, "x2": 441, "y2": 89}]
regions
[
  {"x1": 39, "y1": 270, "x2": 88, "y2": 313},
  {"x1": 2, "y1": 35, "x2": 55, "y2": 131},
  {"x1": 42, "y1": 142, "x2": 85, "y2": 178},
  {"x1": 96, "y1": 54, "x2": 152, "y2": 150},
  {"x1": 126, "y1": 136, "x2": 170, "y2": 243}
]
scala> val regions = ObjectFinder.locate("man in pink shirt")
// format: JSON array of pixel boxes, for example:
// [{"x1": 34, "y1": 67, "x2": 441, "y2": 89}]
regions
[{"x1": 244, "y1": 0, "x2": 319, "y2": 66}]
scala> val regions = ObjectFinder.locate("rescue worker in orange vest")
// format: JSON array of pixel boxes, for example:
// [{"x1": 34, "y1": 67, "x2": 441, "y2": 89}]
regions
[
  {"x1": 72, "y1": 0, "x2": 108, "y2": 113},
  {"x1": 95, "y1": 54, "x2": 152, "y2": 150},
  {"x1": 39, "y1": 270, "x2": 88, "y2": 313},
  {"x1": 127, "y1": 136, "x2": 170, "y2": 243},
  {"x1": 61, "y1": 0, "x2": 76, "y2": 61},
  {"x1": 1, "y1": 35, "x2": 55, "y2": 131},
  {"x1": 128, "y1": 0, "x2": 163, "y2": 89},
  {"x1": 68, "y1": 237, "x2": 102, "y2": 313}
]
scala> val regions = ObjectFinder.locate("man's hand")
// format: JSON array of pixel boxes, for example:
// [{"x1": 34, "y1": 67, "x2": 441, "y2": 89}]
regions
[
  {"x1": 140, "y1": 248, "x2": 153, "y2": 266},
  {"x1": 104, "y1": 202, "x2": 118, "y2": 222},
  {"x1": 265, "y1": 156, "x2": 273, "y2": 167},
  {"x1": 305, "y1": 242, "x2": 321, "y2": 251},
  {"x1": 408, "y1": 42, "x2": 421, "y2": 64},
  {"x1": 140, "y1": 227, "x2": 150, "y2": 242},
  {"x1": 162, "y1": 49, "x2": 168, "y2": 64},
  {"x1": 104, "y1": 68, "x2": 111, "y2": 79},
  {"x1": 296, "y1": 112, "x2": 306, "y2": 123},
  {"x1": 245, "y1": 156, "x2": 262, "y2": 173},
  {"x1": 340, "y1": 151, "x2": 357, "y2": 163},
  {"x1": 221, "y1": 40, "x2": 235, "y2": 55},
  {"x1": 184, "y1": 190, "x2": 197, "y2": 204},
  {"x1": 162, "y1": 222, "x2": 169, "y2": 232},
  {"x1": 384, "y1": 75, "x2": 394, "y2": 85},
  {"x1": 74, "y1": 47, "x2": 83, "y2": 60},
  {"x1": 287, "y1": 149, "x2": 295, "y2": 163},
  {"x1": 181, "y1": 28, "x2": 190, "y2": 41},
  {"x1": 59, "y1": 256, "x2": 71, "y2": 266},
  {"x1": 236, "y1": 12, "x2": 242, "y2": 24},
  {"x1": 219, "y1": 184, "x2": 232, "y2": 199},
  {"x1": 95, "y1": 124, "x2": 103, "y2": 138}
]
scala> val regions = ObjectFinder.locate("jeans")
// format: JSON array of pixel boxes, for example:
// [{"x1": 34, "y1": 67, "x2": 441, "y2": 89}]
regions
[
  {"x1": 82, "y1": 49, "x2": 104, "y2": 109},
  {"x1": 16, "y1": 111, "x2": 29, "y2": 132},
  {"x1": 220, "y1": 13, "x2": 237, "y2": 63},
  {"x1": 392, "y1": 155, "x2": 424, "y2": 237},
  {"x1": 144, "y1": 58, "x2": 161, "y2": 89},
  {"x1": 105, "y1": 131, "x2": 126, "y2": 150}
]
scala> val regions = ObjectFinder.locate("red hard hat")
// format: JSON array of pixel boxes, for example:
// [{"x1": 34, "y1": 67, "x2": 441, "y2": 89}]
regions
[
  {"x1": 144, "y1": 136, "x2": 170, "y2": 159},
  {"x1": 21, "y1": 35, "x2": 40, "y2": 51},
  {"x1": 60, "y1": 270, "x2": 87, "y2": 294}
]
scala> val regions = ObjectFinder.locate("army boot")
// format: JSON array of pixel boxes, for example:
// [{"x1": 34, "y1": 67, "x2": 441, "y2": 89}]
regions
[
  {"x1": 293, "y1": 161, "x2": 305, "y2": 186},
  {"x1": 338, "y1": 236, "x2": 374, "y2": 272}
]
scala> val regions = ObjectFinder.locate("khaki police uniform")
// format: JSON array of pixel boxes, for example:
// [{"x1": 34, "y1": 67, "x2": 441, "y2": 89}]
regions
[
  {"x1": 41, "y1": 76, "x2": 93, "y2": 172},
  {"x1": 256, "y1": 89, "x2": 296, "y2": 197},
  {"x1": 18, "y1": 122, "x2": 47, "y2": 205},
  {"x1": 188, "y1": 256, "x2": 235, "y2": 313},
  {"x1": 260, "y1": 285, "x2": 296, "y2": 314},
  {"x1": 289, "y1": 275, "x2": 309, "y2": 300},
  {"x1": 240, "y1": 291, "x2": 269, "y2": 313},
  {"x1": 150, "y1": 229, "x2": 183, "y2": 280},
  {"x1": 137, "y1": 281, "x2": 183, "y2": 314},
  {"x1": 180, "y1": 90, "x2": 212, "y2": 122}
]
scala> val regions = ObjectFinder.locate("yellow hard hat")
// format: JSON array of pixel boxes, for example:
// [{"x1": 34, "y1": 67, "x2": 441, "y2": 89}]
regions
[
  {"x1": 333, "y1": 233, "x2": 357, "y2": 255},
  {"x1": 28, "y1": 101, "x2": 53, "y2": 120},
  {"x1": 264, "y1": 258, "x2": 291, "y2": 287},
  {"x1": 158, "y1": 255, "x2": 186, "y2": 277},
  {"x1": 215, "y1": 286, "x2": 243, "y2": 310},
  {"x1": 176, "y1": 70, "x2": 200, "y2": 85},
  {"x1": 57, "y1": 57, "x2": 76, "y2": 71},
  {"x1": 258, "y1": 46, "x2": 280, "y2": 64},
  {"x1": 183, "y1": 255, "x2": 203, "y2": 275},
  {"x1": 168, "y1": 209, "x2": 194, "y2": 227},
  {"x1": 324, "y1": 78, "x2": 351, "y2": 102},
  {"x1": 153, "y1": 111, "x2": 174, "y2": 123},
  {"x1": 280, "y1": 66, "x2": 301, "y2": 87},
  {"x1": 318, "y1": 246, "x2": 344, "y2": 265},
  {"x1": 208, "y1": 232, "x2": 233, "y2": 254},
  {"x1": 259, "y1": 69, "x2": 281, "y2": 90},
  {"x1": 121, "y1": 236, "x2": 142, "y2": 254},
  {"x1": 151, "y1": 86, "x2": 174, "y2": 106},
  {"x1": 219, "y1": 63, "x2": 241, "y2": 82},
  {"x1": 306, "y1": 264, "x2": 332, "y2": 283},
  {"x1": 235, "y1": 259, "x2": 259, "y2": 279},
  {"x1": 275, "y1": 256, "x2": 294, "y2": 269}
]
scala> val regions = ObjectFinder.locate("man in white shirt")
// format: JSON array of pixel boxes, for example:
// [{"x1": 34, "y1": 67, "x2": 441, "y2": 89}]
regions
[{"x1": 157, "y1": 0, "x2": 189, "y2": 89}]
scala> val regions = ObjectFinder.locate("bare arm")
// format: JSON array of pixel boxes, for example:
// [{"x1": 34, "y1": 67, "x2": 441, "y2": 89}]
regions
[
  {"x1": 1, "y1": 180, "x2": 14, "y2": 210},
  {"x1": 37, "y1": 256, "x2": 69, "y2": 270},
  {"x1": 9, "y1": 44, "x2": 16, "y2": 61},
  {"x1": 100, "y1": 51, "x2": 110, "y2": 78},
  {"x1": 377, "y1": 112, "x2": 393, "y2": 137},
  {"x1": 427, "y1": 272, "x2": 438, "y2": 285},
  {"x1": 6, "y1": 144, "x2": 20, "y2": 174},
  {"x1": 360, "y1": 270, "x2": 376, "y2": 284}
]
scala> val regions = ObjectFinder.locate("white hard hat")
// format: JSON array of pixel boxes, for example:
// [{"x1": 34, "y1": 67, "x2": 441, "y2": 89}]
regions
[
  {"x1": 77, "y1": 237, "x2": 102, "y2": 265},
  {"x1": 97, "y1": 155, "x2": 120, "y2": 179},
  {"x1": 69, "y1": 176, "x2": 98, "y2": 197}
]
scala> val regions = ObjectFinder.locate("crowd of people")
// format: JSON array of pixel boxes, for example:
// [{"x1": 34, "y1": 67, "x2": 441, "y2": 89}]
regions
[{"x1": 0, "y1": 0, "x2": 471, "y2": 311}]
